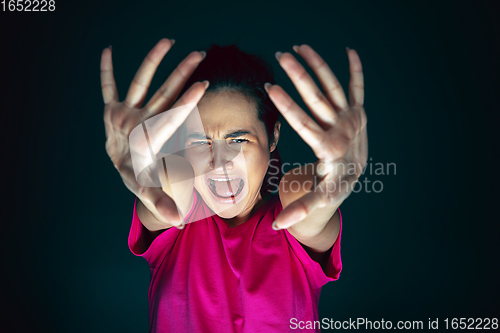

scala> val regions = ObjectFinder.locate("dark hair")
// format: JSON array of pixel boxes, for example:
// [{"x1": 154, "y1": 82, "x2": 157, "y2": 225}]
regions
[{"x1": 172, "y1": 44, "x2": 282, "y2": 198}]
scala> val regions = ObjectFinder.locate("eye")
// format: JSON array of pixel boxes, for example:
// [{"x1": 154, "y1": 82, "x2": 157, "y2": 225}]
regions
[
  {"x1": 230, "y1": 138, "x2": 249, "y2": 144},
  {"x1": 189, "y1": 140, "x2": 210, "y2": 146}
]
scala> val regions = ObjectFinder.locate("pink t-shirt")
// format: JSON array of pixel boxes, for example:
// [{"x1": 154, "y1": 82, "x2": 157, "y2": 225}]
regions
[{"x1": 128, "y1": 190, "x2": 342, "y2": 333}]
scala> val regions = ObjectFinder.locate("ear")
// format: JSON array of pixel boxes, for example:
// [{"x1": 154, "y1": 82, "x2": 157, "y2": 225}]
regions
[{"x1": 270, "y1": 121, "x2": 281, "y2": 153}]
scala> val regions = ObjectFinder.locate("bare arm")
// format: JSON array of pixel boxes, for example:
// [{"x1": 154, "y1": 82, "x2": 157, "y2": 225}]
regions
[
  {"x1": 136, "y1": 198, "x2": 171, "y2": 240},
  {"x1": 279, "y1": 162, "x2": 340, "y2": 268}
]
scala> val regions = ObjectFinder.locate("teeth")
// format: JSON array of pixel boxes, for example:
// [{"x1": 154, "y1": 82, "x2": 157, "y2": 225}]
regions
[
  {"x1": 211, "y1": 178, "x2": 235, "y2": 181},
  {"x1": 208, "y1": 178, "x2": 244, "y2": 198}
]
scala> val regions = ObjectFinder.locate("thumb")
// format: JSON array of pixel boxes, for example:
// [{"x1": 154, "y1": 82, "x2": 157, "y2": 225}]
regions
[{"x1": 143, "y1": 187, "x2": 184, "y2": 229}]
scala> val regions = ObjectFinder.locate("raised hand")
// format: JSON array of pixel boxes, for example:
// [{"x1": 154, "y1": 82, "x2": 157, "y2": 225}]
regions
[
  {"x1": 101, "y1": 38, "x2": 209, "y2": 228},
  {"x1": 265, "y1": 45, "x2": 368, "y2": 230}
]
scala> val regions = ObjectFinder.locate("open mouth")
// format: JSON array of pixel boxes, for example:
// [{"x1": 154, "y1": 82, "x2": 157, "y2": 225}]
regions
[{"x1": 206, "y1": 177, "x2": 245, "y2": 198}]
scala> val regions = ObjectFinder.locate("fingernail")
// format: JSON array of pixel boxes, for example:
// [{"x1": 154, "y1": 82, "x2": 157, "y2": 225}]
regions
[
  {"x1": 170, "y1": 39, "x2": 176, "y2": 45},
  {"x1": 275, "y1": 51, "x2": 283, "y2": 61},
  {"x1": 272, "y1": 221, "x2": 280, "y2": 231},
  {"x1": 203, "y1": 80, "x2": 210, "y2": 89},
  {"x1": 346, "y1": 46, "x2": 350, "y2": 52},
  {"x1": 292, "y1": 45, "x2": 299, "y2": 53},
  {"x1": 109, "y1": 45, "x2": 112, "y2": 50},
  {"x1": 200, "y1": 50, "x2": 206, "y2": 60},
  {"x1": 264, "y1": 82, "x2": 271, "y2": 93}
]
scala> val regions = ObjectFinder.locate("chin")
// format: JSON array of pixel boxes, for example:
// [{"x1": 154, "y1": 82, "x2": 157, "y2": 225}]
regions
[
  {"x1": 213, "y1": 206, "x2": 242, "y2": 219},
  {"x1": 201, "y1": 195, "x2": 249, "y2": 219}
]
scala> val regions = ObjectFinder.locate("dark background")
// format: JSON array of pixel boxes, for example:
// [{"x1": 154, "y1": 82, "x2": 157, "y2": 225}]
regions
[{"x1": 1, "y1": 0, "x2": 499, "y2": 332}]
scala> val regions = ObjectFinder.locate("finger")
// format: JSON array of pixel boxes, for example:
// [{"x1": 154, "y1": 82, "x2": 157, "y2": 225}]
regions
[
  {"x1": 100, "y1": 46, "x2": 119, "y2": 104},
  {"x1": 124, "y1": 38, "x2": 174, "y2": 109},
  {"x1": 273, "y1": 188, "x2": 326, "y2": 230},
  {"x1": 121, "y1": 165, "x2": 184, "y2": 227},
  {"x1": 293, "y1": 44, "x2": 349, "y2": 111},
  {"x1": 347, "y1": 48, "x2": 364, "y2": 107},
  {"x1": 265, "y1": 83, "x2": 325, "y2": 150},
  {"x1": 146, "y1": 80, "x2": 210, "y2": 155},
  {"x1": 145, "y1": 50, "x2": 206, "y2": 116},
  {"x1": 276, "y1": 51, "x2": 337, "y2": 127}
]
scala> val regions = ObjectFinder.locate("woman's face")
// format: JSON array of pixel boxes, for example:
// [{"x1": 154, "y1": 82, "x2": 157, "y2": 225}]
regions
[{"x1": 183, "y1": 91, "x2": 275, "y2": 219}]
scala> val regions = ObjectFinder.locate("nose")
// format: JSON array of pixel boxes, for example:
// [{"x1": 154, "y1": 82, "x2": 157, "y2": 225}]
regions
[{"x1": 209, "y1": 140, "x2": 234, "y2": 171}]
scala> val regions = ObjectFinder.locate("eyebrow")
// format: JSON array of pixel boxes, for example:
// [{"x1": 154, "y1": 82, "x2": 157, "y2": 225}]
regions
[{"x1": 187, "y1": 130, "x2": 251, "y2": 140}]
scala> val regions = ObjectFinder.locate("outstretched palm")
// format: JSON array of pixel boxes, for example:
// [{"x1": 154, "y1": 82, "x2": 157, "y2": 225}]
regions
[
  {"x1": 101, "y1": 39, "x2": 208, "y2": 228},
  {"x1": 266, "y1": 45, "x2": 368, "y2": 228}
]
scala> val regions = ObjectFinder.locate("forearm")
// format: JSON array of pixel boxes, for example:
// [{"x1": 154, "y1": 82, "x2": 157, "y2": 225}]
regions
[
  {"x1": 136, "y1": 197, "x2": 174, "y2": 235},
  {"x1": 290, "y1": 200, "x2": 339, "y2": 237},
  {"x1": 279, "y1": 160, "x2": 340, "y2": 232},
  {"x1": 296, "y1": 210, "x2": 340, "y2": 271},
  {"x1": 135, "y1": 154, "x2": 195, "y2": 234}
]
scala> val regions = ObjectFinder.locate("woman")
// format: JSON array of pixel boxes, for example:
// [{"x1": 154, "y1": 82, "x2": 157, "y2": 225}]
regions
[{"x1": 101, "y1": 38, "x2": 367, "y2": 332}]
